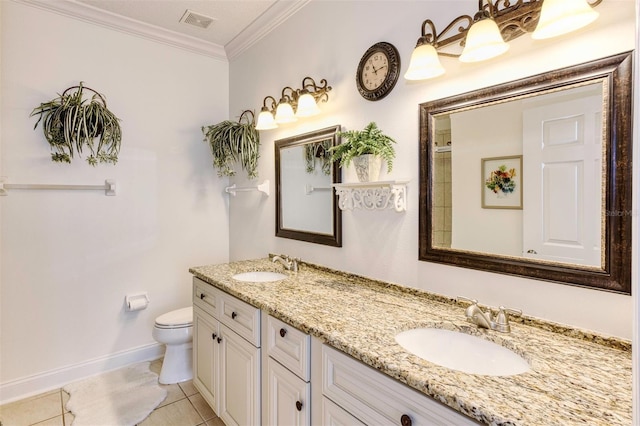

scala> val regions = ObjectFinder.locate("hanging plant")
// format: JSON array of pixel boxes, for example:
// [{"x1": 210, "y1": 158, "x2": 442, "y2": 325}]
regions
[
  {"x1": 30, "y1": 82, "x2": 122, "y2": 166},
  {"x1": 202, "y1": 110, "x2": 260, "y2": 179},
  {"x1": 304, "y1": 140, "x2": 332, "y2": 175}
]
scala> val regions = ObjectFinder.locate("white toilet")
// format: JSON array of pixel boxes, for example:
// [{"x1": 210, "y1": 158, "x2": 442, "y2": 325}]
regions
[{"x1": 152, "y1": 307, "x2": 193, "y2": 384}]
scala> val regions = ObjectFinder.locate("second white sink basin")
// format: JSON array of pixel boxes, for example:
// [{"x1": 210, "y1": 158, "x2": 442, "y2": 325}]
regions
[
  {"x1": 232, "y1": 271, "x2": 288, "y2": 283},
  {"x1": 395, "y1": 328, "x2": 530, "y2": 376}
]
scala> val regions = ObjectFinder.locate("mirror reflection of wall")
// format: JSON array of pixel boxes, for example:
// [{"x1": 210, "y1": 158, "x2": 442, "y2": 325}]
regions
[
  {"x1": 433, "y1": 116, "x2": 452, "y2": 248},
  {"x1": 434, "y1": 82, "x2": 603, "y2": 266},
  {"x1": 275, "y1": 125, "x2": 342, "y2": 247},
  {"x1": 280, "y1": 141, "x2": 333, "y2": 234}
]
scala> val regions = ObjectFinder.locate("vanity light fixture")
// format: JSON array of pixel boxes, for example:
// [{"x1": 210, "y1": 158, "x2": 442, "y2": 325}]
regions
[
  {"x1": 405, "y1": 0, "x2": 602, "y2": 80},
  {"x1": 275, "y1": 87, "x2": 297, "y2": 124},
  {"x1": 256, "y1": 96, "x2": 278, "y2": 130},
  {"x1": 254, "y1": 77, "x2": 332, "y2": 131},
  {"x1": 532, "y1": 0, "x2": 600, "y2": 40},
  {"x1": 459, "y1": 4, "x2": 509, "y2": 63}
]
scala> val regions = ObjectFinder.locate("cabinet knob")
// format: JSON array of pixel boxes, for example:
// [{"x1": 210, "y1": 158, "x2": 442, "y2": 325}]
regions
[
  {"x1": 217, "y1": 337, "x2": 222, "y2": 343},
  {"x1": 211, "y1": 333, "x2": 217, "y2": 340},
  {"x1": 231, "y1": 311, "x2": 238, "y2": 319},
  {"x1": 279, "y1": 328, "x2": 287, "y2": 338},
  {"x1": 400, "y1": 414, "x2": 412, "y2": 426},
  {"x1": 200, "y1": 293, "x2": 205, "y2": 299},
  {"x1": 296, "y1": 401, "x2": 302, "y2": 411}
]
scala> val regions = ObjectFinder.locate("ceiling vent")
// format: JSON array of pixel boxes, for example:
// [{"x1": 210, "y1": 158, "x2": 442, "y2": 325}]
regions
[{"x1": 179, "y1": 9, "x2": 215, "y2": 29}]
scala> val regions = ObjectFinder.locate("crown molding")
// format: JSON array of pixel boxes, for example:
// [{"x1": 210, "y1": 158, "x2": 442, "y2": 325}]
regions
[
  {"x1": 224, "y1": 0, "x2": 311, "y2": 61},
  {"x1": 13, "y1": 0, "x2": 310, "y2": 62},
  {"x1": 13, "y1": 0, "x2": 228, "y2": 60}
]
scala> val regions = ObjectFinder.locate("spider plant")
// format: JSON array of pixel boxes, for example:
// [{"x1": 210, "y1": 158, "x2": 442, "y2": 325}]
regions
[
  {"x1": 30, "y1": 82, "x2": 122, "y2": 165},
  {"x1": 304, "y1": 140, "x2": 332, "y2": 175},
  {"x1": 202, "y1": 110, "x2": 260, "y2": 179}
]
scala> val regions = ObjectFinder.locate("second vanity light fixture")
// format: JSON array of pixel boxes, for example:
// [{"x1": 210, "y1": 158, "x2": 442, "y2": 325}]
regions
[
  {"x1": 255, "y1": 77, "x2": 332, "y2": 130},
  {"x1": 404, "y1": 0, "x2": 602, "y2": 80}
]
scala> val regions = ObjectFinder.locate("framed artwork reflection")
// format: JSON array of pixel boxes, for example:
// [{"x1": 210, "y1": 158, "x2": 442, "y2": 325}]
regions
[{"x1": 481, "y1": 155, "x2": 523, "y2": 209}]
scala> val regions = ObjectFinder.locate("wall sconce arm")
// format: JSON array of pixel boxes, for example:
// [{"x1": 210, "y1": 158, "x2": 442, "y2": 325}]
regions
[{"x1": 300, "y1": 77, "x2": 332, "y2": 104}]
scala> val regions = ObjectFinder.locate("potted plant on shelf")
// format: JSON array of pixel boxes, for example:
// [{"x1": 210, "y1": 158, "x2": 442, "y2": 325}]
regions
[
  {"x1": 328, "y1": 121, "x2": 396, "y2": 182},
  {"x1": 202, "y1": 110, "x2": 260, "y2": 179},
  {"x1": 30, "y1": 82, "x2": 122, "y2": 165}
]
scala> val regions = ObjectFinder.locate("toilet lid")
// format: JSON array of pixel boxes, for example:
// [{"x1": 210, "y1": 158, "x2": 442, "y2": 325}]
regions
[{"x1": 155, "y1": 307, "x2": 193, "y2": 327}]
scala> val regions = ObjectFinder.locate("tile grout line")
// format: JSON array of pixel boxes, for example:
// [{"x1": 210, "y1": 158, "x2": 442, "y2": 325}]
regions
[{"x1": 185, "y1": 394, "x2": 207, "y2": 426}]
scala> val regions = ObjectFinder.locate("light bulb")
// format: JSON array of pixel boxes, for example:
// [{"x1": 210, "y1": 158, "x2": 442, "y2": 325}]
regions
[
  {"x1": 459, "y1": 17, "x2": 509, "y2": 63},
  {"x1": 404, "y1": 43, "x2": 445, "y2": 80},
  {"x1": 532, "y1": 0, "x2": 599, "y2": 40}
]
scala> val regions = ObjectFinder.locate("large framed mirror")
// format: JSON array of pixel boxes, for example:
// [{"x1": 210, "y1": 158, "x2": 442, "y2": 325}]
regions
[
  {"x1": 276, "y1": 125, "x2": 342, "y2": 246},
  {"x1": 419, "y1": 52, "x2": 632, "y2": 294}
]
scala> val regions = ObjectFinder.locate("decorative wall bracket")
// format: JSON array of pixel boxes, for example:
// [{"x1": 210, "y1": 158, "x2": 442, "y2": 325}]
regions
[{"x1": 332, "y1": 181, "x2": 408, "y2": 212}]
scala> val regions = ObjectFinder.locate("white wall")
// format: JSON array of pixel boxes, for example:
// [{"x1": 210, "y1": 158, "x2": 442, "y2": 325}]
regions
[
  {"x1": 0, "y1": 1, "x2": 229, "y2": 402},
  {"x1": 451, "y1": 103, "x2": 523, "y2": 256},
  {"x1": 228, "y1": 1, "x2": 637, "y2": 339}
]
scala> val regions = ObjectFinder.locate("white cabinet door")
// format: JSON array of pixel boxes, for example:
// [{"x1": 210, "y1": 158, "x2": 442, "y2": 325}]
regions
[
  {"x1": 218, "y1": 323, "x2": 261, "y2": 426},
  {"x1": 266, "y1": 358, "x2": 310, "y2": 426},
  {"x1": 322, "y1": 397, "x2": 365, "y2": 426},
  {"x1": 193, "y1": 305, "x2": 219, "y2": 413}
]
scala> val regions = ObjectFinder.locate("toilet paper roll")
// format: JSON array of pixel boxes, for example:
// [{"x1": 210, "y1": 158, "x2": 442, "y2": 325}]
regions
[{"x1": 127, "y1": 297, "x2": 148, "y2": 311}]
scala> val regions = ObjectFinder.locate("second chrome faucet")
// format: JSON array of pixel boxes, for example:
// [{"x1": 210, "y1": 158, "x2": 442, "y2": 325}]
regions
[
  {"x1": 458, "y1": 297, "x2": 522, "y2": 333},
  {"x1": 272, "y1": 255, "x2": 299, "y2": 272}
]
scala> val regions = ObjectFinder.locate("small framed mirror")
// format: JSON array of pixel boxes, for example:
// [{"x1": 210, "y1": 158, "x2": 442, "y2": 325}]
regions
[
  {"x1": 419, "y1": 52, "x2": 632, "y2": 293},
  {"x1": 276, "y1": 125, "x2": 342, "y2": 247}
]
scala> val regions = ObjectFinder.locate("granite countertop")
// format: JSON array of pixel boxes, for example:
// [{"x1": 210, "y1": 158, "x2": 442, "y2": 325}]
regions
[{"x1": 189, "y1": 258, "x2": 632, "y2": 425}]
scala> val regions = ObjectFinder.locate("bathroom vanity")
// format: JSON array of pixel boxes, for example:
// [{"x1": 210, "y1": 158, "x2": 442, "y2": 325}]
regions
[{"x1": 189, "y1": 258, "x2": 632, "y2": 425}]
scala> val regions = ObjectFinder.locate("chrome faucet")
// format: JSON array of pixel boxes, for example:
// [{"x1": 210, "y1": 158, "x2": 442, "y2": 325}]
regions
[
  {"x1": 272, "y1": 255, "x2": 299, "y2": 272},
  {"x1": 458, "y1": 297, "x2": 522, "y2": 333}
]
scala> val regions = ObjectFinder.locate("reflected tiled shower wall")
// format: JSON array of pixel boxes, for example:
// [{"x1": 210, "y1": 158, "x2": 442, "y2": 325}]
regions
[{"x1": 433, "y1": 129, "x2": 452, "y2": 248}]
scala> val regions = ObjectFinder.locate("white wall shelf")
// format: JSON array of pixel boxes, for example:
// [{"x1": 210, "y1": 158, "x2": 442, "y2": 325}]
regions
[{"x1": 332, "y1": 181, "x2": 408, "y2": 212}]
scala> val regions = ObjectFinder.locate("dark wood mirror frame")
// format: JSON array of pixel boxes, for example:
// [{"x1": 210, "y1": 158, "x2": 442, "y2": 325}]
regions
[
  {"x1": 276, "y1": 125, "x2": 342, "y2": 247},
  {"x1": 419, "y1": 52, "x2": 633, "y2": 294}
]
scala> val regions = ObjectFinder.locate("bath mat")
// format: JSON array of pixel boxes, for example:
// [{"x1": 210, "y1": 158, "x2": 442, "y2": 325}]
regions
[{"x1": 63, "y1": 361, "x2": 167, "y2": 426}]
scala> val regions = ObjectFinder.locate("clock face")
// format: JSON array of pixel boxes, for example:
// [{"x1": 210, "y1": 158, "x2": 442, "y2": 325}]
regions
[
  {"x1": 356, "y1": 42, "x2": 400, "y2": 101},
  {"x1": 362, "y1": 52, "x2": 390, "y2": 91}
]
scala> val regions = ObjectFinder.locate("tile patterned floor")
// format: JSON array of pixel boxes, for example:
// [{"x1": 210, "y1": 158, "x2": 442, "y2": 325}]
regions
[{"x1": 0, "y1": 360, "x2": 225, "y2": 426}]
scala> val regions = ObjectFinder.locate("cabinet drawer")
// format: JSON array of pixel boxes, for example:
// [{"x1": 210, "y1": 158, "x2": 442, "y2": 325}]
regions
[
  {"x1": 322, "y1": 345, "x2": 478, "y2": 426},
  {"x1": 193, "y1": 277, "x2": 219, "y2": 317},
  {"x1": 267, "y1": 315, "x2": 310, "y2": 381},
  {"x1": 219, "y1": 291, "x2": 261, "y2": 347}
]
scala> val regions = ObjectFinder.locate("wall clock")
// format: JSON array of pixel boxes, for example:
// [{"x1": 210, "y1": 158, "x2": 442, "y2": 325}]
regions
[{"x1": 356, "y1": 42, "x2": 401, "y2": 101}]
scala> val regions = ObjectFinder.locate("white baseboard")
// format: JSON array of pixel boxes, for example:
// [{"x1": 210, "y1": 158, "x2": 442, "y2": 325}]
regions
[{"x1": 0, "y1": 342, "x2": 165, "y2": 405}]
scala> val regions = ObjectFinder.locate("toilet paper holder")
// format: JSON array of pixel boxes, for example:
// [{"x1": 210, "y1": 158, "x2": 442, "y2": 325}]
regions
[{"x1": 125, "y1": 292, "x2": 150, "y2": 311}]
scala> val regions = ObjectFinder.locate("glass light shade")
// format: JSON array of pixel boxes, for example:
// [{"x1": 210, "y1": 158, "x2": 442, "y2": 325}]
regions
[
  {"x1": 404, "y1": 43, "x2": 445, "y2": 80},
  {"x1": 459, "y1": 18, "x2": 509, "y2": 63},
  {"x1": 275, "y1": 102, "x2": 297, "y2": 123},
  {"x1": 255, "y1": 110, "x2": 277, "y2": 130},
  {"x1": 295, "y1": 93, "x2": 321, "y2": 117},
  {"x1": 532, "y1": 0, "x2": 599, "y2": 40}
]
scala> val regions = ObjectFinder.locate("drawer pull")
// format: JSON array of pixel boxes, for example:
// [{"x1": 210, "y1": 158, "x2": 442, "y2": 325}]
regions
[
  {"x1": 400, "y1": 414, "x2": 412, "y2": 426},
  {"x1": 217, "y1": 337, "x2": 222, "y2": 343},
  {"x1": 200, "y1": 293, "x2": 205, "y2": 299},
  {"x1": 231, "y1": 311, "x2": 238, "y2": 319},
  {"x1": 295, "y1": 401, "x2": 302, "y2": 411},
  {"x1": 211, "y1": 333, "x2": 217, "y2": 340},
  {"x1": 279, "y1": 328, "x2": 287, "y2": 338}
]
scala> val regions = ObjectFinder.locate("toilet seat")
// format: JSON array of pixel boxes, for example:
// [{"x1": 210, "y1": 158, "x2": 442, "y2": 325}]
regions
[{"x1": 155, "y1": 307, "x2": 193, "y2": 329}]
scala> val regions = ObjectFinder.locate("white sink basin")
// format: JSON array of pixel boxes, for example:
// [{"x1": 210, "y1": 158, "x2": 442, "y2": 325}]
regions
[
  {"x1": 232, "y1": 271, "x2": 288, "y2": 283},
  {"x1": 395, "y1": 328, "x2": 530, "y2": 376}
]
